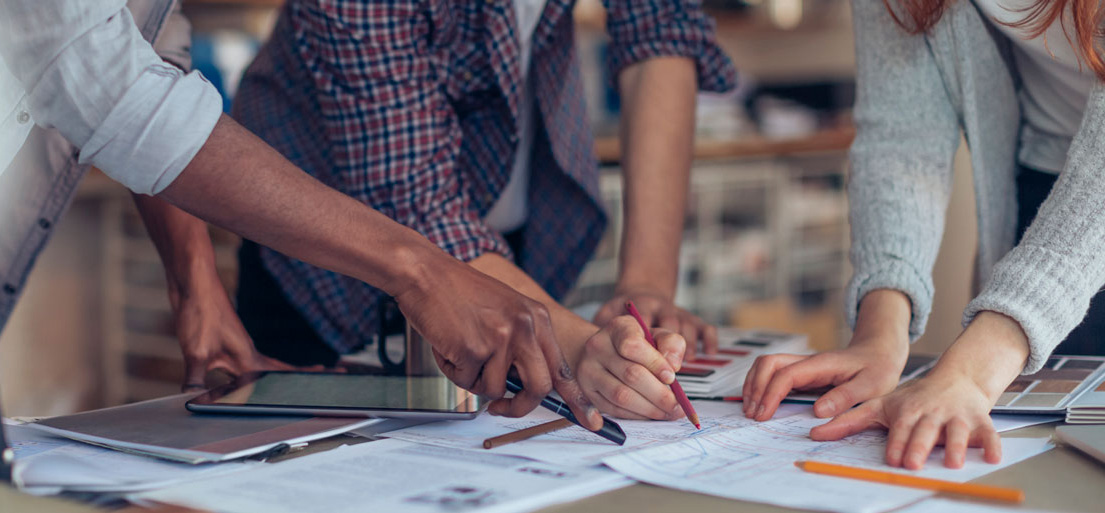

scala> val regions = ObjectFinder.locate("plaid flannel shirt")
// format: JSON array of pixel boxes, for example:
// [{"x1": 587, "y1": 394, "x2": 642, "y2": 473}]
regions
[{"x1": 232, "y1": 0, "x2": 736, "y2": 353}]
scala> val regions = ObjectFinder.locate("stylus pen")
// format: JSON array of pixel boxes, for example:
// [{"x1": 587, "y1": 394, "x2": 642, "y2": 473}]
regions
[{"x1": 504, "y1": 377, "x2": 627, "y2": 446}]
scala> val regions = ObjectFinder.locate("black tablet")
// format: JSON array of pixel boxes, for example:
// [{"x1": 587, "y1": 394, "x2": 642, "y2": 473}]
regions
[{"x1": 186, "y1": 371, "x2": 484, "y2": 420}]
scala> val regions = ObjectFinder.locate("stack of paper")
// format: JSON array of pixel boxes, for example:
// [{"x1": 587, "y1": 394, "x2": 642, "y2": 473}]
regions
[
  {"x1": 7, "y1": 423, "x2": 258, "y2": 495},
  {"x1": 26, "y1": 394, "x2": 381, "y2": 463}
]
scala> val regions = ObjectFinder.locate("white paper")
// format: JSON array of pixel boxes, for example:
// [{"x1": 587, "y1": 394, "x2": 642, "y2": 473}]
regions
[
  {"x1": 990, "y1": 414, "x2": 1061, "y2": 433},
  {"x1": 7, "y1": 425, "x2": 258, "y2": 495},
  {"x1": 135, "y1": 439, "x2": 632, "y2": 513},
  {"x1": 601, "y1": 412, "x2": 1053, "y2": 513},
  {"x1": 894, "y1": 497, "x2": 1057, "y2": 513},
  {"x1": 384, "y1": 400, "x2": 809, "y2": 466}
]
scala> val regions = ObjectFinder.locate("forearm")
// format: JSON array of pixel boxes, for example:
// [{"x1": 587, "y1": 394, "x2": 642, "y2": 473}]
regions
[
  {"x1": 614, "y1": 57, "x2": 697, "y2": 297},
  {"x1": 469, "y1": 254, "x2": 598, "y2": 365},
  {"x1": 158, "y1": 114, "x2": 444, "y2": 298},
  {"x1": 929, "y1": 311, "x2": 1030, "y2": 401},
  {"x1": 131, "y1": 195, "x2": 217, "y2": 296},
  {"x1": 850, "y1": 289, "x2": 912, "y2": 350}
]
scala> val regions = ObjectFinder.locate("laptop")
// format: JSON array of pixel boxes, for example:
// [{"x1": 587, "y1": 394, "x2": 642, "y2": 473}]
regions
[{"x1": 1055, "y1": 424, "x2": 1105, "y2": 465}]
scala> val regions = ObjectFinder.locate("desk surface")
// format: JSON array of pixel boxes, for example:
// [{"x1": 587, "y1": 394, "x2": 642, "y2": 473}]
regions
[{"x1": 3, "y1": 423, "x2": 1103, "y2": 513}]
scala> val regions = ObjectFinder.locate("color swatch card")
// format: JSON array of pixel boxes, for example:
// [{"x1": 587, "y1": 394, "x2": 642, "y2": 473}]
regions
[
  {"x1": 676, "y1": 329, "x2": 809, "y2": 396},
  {"x1": 990, "y1": 355, "x2": 1105, "y2": 420}
]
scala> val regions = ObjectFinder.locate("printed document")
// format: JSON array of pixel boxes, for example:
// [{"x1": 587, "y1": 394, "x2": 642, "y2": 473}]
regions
[
  {"x1": 384, "y1": 400, "x2": 809, "y2": 466},
  {"x1": 601, "y1": 412, "x2": 1052, "y2": 513},
  {"x1": 134, "y1": 439, "x2": 631, "y2": 513}
]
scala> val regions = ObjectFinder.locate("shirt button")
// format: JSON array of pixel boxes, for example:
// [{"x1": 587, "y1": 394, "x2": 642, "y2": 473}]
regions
[
  {"x1": 2, "y1": 284, "x2": 15, "y2": 295},
  {"x1": 16, "y1": 110, "x2": 30, "y2": 124},
  {"x1": 38, "y1": 218, "x2": 52, "y2": 230},
  {"x1": 462, "y1": 71, "x2": 474, "y2": 81}
]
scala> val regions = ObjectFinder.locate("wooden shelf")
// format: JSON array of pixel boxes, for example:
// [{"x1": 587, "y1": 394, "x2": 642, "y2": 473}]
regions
[{"x1": 594, "y1": 124, "x2": 855, "y2": 164}]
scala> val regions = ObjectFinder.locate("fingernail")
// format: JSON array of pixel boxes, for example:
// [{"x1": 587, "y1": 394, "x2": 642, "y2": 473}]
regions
[
  {"x1": 660, "y1": 370, "x2": 675, "y2": 384},
  {"x1": 755, "y1": 404, "x2": 765, "y2": 419},
  {"x1": 816, "y1": 399, "x2": 835, "y2": 417},
  {"x1": 664, "y1": 353, "x2": 680, "y2": 368},
  {"x1": 745, "y1": 401, "x2": 757, "y2": 417},
  {"x1": 587, "y1": 407, "x2": 602, "y2": 428}
]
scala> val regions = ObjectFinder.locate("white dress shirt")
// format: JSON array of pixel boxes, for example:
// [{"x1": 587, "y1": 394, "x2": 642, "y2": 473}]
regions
[{"x1": 0, "y1": 0, "x2": 222, "y2": 194}]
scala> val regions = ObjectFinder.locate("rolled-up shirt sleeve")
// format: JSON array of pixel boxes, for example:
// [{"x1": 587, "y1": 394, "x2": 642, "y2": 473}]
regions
[
  {"x1": 602, "y1": 0, "x2": 737, "y2": 92},
  {"x1": 0, "y1": 0, "x2": 222, "y2": 195}
]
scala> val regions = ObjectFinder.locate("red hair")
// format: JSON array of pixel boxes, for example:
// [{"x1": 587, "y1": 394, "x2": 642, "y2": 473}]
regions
[{"x1": 884, "y1": 0, "x2": 1105, "y2": 80}]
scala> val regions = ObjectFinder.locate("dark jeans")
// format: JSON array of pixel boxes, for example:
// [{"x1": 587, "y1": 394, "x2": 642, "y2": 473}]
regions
[
  {"x1": 234, "y1": 227, "x2": 529, "y2": 367},
  {"x1": 236, "y1": 240, "x2": 339, "y2": 367},
  {"x1": 1016, "y1": 168, "x2": 1104, "y2": 355}
]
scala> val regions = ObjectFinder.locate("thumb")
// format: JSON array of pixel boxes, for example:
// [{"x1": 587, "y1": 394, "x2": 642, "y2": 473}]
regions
[{"x1": 810, "y1": 402, "x2": 881, "y2": 441}]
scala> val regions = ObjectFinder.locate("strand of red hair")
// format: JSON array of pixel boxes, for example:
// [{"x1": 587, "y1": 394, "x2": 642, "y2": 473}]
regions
[{"x1": 882, "y1": 0, "x2": 1105, "y2": 81}]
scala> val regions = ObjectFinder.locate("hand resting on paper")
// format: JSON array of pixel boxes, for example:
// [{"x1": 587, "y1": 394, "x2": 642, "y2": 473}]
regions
[
  {"x1": 742, "y1": 289, "x2": 910, "y2": 422},
  {"x1": 811, "y1": 311, "x2": 1030, "y2": 470}
]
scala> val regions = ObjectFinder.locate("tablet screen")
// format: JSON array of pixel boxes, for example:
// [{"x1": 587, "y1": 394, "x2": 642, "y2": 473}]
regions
[{"x1": 191, "y1": 372, "x2": 483, "y2": 414}]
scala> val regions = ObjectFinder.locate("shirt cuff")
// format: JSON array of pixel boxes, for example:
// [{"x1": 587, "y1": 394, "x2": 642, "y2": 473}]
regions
[
  {"x1": 79, "y1": 64, "x2": 222, "y2": 195},
  {"x1": 604, "y1": 7, "x2": 737, "y2": 93},
  {"x1": 845, "y1": 255, "x2": 933, "y2": 342},
  {"x1": 419, "y1": 215, "x2": 514, "y2": 265}
]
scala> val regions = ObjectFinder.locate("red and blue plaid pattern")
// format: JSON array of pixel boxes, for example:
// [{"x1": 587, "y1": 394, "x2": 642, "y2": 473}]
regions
[{"x1": 232, "y1": 0, "x2": 736, "y2": 353}]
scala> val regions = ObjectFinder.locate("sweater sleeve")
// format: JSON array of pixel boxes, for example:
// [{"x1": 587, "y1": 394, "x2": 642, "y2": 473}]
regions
[
  {"x1": 845, "y1": 0, "x2": 963, "y2": 340},
  {"x1": 964, "y1": 83, "x2": 1105, "y2": 373}
]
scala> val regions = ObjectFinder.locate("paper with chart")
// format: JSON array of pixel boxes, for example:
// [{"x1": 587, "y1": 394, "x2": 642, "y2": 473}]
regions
[
  {"x1": 383, "y1": 400, "x2": 808, "y2": 466},
  {"x1": 135, "y1": 439, "x2": 631, "y2": 513},
  {"x1": 602, "y1": 412, "x2": 1053, "y2": 513}
]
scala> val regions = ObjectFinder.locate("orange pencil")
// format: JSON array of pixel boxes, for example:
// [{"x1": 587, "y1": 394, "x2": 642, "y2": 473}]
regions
[
  {"x1": 794, "y1": 461, "x2": 1025, "y2": 504},
  {"x1": 625, "y1": 301, "x2": 701, "y2": 429}
]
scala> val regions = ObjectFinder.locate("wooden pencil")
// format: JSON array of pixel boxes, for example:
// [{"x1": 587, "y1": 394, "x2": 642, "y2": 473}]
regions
[
  {"x1": 483, "y1": 418, "x2": 575, "y2": 449},
  {"x1": 795, "y1": 460, "x2": 1025, "y2": 503},
  {"x1": 626, "y1": 301, "x2": 701, "y2": 429}
]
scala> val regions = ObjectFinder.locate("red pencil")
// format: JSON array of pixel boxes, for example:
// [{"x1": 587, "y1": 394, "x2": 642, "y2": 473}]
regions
[{"x1": 625, "y1": 301, "x2": 701, "y2": 429}]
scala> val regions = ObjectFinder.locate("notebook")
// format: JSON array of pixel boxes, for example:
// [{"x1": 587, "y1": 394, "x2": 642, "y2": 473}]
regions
[{"x1": 989, "y1": 355, "x2": 1105, "y2": 422}]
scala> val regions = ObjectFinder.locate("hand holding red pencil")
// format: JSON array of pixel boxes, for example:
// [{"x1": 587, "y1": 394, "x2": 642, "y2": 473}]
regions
[{"x1": 626, "y1": 301, "x2": 701, "y2": 429}]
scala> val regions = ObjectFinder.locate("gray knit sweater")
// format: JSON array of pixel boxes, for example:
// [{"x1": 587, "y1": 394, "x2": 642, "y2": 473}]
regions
[{"x1": 845, "y1": 0, "x2": 1105, "y2": 373}]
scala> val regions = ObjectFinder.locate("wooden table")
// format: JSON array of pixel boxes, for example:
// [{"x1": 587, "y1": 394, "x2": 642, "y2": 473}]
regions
[{"x1": 3, "y1": 423, "x2": 1102, "y2": 512}]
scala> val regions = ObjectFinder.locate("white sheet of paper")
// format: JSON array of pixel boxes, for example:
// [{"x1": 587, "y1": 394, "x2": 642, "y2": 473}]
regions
[
  {"x1": 134, "y1": 439, "x2": 631, "y2": 513},
  {"x1": 7, "y1": 424, "x2": 258, "y2": 495},
  {"x1": 384, "y1": 400, "x2": 809, "y2": 466},
  {"x1": 990, "y1": 414, "x2": 1061, "y2": 433},
  {"x1": 601, "y1": 412, "x2": 1052, "y2": 513},
  {"x1": 894, "y1": 497, "x2": 1057, "y2": 513}
]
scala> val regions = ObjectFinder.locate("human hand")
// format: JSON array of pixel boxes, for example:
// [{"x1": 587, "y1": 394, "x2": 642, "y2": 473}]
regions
[
  {"x1": 742, "y1": 344, "x2": 907, "y2": 421},
  {"x1": 808, "y1": 311, "x2": 1031, "y2": 469},
  {"x1": 594, "y1": 287, "x2": 717, "y2": 358},
  {"x1": 808, "y1": 371, "x2": 1001, "y2": 469},
  {"x1": 394, "y1": 257, "x2": 603, "y2": 430},
  {"x1": 575, "y1": 315, "x2": 687, "y2": 420},
  {"x1": 168, "y1": 267, "x2": 301, "y2": 392},
  {"x1": 742, "y1": 289, "x2": 911, "y2": 421}
]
